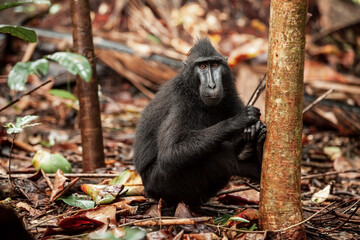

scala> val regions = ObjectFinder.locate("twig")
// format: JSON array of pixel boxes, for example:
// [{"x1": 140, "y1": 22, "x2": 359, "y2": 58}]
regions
[
  {"x1": 206, "y1": 201, "x2": 336, "y2": 234},
  {"x1": 301, "y1": 169, "x2": 360, "y2": 180},
  {"x1": 302, "y1": 89, "x2": 334, "y2": 114},
  {"x1": 117, "y1": 216, "x2": 209, "y2": 228},
  {"x1": 21, "y1": 42, "x2": 37, "y2": 62},
  {"x1": 45, "y1": 233, "x2": 87, "y2": 240},
  {"x1": 133, "y1": 216, "x2": 212, "y2": 226},
  {"x1": 343, "y1": 198, "x2": 360, "y2": 214},
  {"x1": 243, "y1": 181, "x2": 261, "y2": 192},
  {"x1": 247, "y1": 73, "x2": 266, "y2": 106},
  {"x1": 0, "y1": 79, "x2": 53, "y2": 113},
  {"x1": 173, "y1": 230, "x2": 184, "y2": 240},
  {"x1": 41, "y1": 169, "x2": 53, "y2": 190},
  {"x1": 0, "y1": 173, "x2": 123, "y2": 179},
  {"x1": 204, "y1": 203, "x2": 259, "y2": 210},
  {"x1": 279, "y1": 202, "x2": 336, "y2": 232},
  {"x1": 27, "y1": 209, "x2": 83, "y2": 230},
  {"x1": 8, "y1": 133, "x2": 17, "y2": 189},
  {"x1": 322, "y1": 199, "x2": 360, "y2": 232},
  {"x1": 216, "y1": 186, "x2": 251, "y2": 196}
]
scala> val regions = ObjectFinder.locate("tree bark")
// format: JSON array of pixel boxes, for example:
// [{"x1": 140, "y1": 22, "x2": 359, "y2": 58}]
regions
[
  {"x1": 70, "y1": 0, "x2": 105, "y2": 172},
  {"x1": 259, "y1": 0, "x2": 308, "y2": 239}
]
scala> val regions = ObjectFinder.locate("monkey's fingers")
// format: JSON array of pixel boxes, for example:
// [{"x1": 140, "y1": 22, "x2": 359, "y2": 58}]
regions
[
  {"x1": 246, "y1": 106, "x2": 261, "y2": 118},
  {"x1": 244, "y1": 127, "x2": 251, "y2": 141},
  {"x1": 250, "y1": 123, "x2": 257, "y2": 141},
  {"x1": 257, "y1": 128, "x2": 267, "y2": 144}
]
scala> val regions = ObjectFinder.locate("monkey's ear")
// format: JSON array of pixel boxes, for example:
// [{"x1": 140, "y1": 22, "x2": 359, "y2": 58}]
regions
[{"x1": 182, "y1": 61, "x2": 187, "y2": 66}]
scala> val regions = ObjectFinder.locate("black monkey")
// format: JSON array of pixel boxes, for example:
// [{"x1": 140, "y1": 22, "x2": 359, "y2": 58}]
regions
[{"x1": 134, "y1": 39, "x2": 266, "y2": 206}]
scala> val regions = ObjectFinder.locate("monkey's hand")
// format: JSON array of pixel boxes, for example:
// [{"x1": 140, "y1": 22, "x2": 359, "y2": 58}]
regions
[
  {"x1": 256, "y1": 122, "x2": 266, "y2": 154},
  {"x1": 233, "y1": 106, "x2": 260, "y2": 130},
  {"x1": 244, "y1": 106, "x2": 261, "y2": 124},
  {"x1": 236, "y1": 121, "x2": 265, "y2": 161}
]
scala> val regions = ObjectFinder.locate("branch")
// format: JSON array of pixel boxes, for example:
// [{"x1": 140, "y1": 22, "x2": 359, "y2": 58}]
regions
[
  {"x1": 302, "y1": 89, "x2": 334, "y2": 114},
  {"x1": 133, "y1": 217, "x2": 212, "y2": 226},
  {"x1": 246, "y1": 73, "x2": 266, "y2": 106},
  {"x1": 0, "y1": 173, "x2": 127, "y2": 179},
  {"x1": 0, "y1": 79, "x2": 53, "y2": 113}
]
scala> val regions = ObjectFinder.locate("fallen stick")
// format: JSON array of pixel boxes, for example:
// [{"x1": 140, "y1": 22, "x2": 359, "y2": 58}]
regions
[
  {"x1": 132, "y1": 217, "x2": 212, "y2": 226},
  {"x1": 0, "y1": 173, "x2": 122, "y2": 179},
  {"x1": 302, "y1": 89, "x2": 334, "y2": 114},
  {"x1": 301, "y1": 169, "x2": 360, "y2": 180},
  {"x1": 216, "y1": 186, "x2": 251, "y2": 196}
]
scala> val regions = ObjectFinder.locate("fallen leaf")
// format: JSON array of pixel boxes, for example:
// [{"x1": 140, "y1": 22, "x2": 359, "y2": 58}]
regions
[
  {"x1": 58, "y1": 194, "x2": 95, "y2": 209},
  {"x1": 16, "y1": 202, "x2": 43, "y2": 217},
  {"x1": 218, "y1": 189, "x2": 260, "y2": 205},
  {"x1": 334, "y1": 156, "x2": 360, "y2": 179},
  {"x1": 32, "y1": 150, "x2": 72, "y2": 173},
  {"x1": 81, "y1": 184, "x2": 124, "y2": 204},
  {"x1": 311, "y1": 185, "x2": 331, "y2": 203},
  {"x1": 50, "y1": 169, "x2": 67, "y2": 202}
]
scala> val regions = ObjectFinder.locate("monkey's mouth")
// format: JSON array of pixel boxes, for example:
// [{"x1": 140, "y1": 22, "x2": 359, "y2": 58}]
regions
[{"x1": 202, "y1": 95, "x2": 222, "y2": 106}]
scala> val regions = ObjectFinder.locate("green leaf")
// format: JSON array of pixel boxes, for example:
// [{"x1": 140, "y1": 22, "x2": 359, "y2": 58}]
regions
[
  {"x1": 8, "y1": 59, "x2": 49, "y2": 91},
  {"x1": 4, "y1": 115, "x2": 40, "y2": 134},
  {"x1": 15, "y1": 115, "x2": 38, "y2": 125},
  {"x1": 229, "y1": 216, "x2": 250, "y2": 223},
  {"x1": 109, "y1": 170, "x2": 144, "y2": 196},
  {"x1": 88, "y1": 232, "x2": 119, "y2": 240},
  {"x1": 238, "y1": 223, "x2": 258, "y2": 231},
  {"x1": 248, "y1": 223, "x2": 258, "y2": 231},
  {"x1": 8, "y1": 62, "x2": 30, "y2": 91},
  {"x1": 109, "y1": 169, "x2": 132, "y2": 185},
  {"x1": 214, "y1": 214, "x2": 232, "y2": 225},
  {"x1": 121, "y1": 227, "x2": 146, "y2": 240},
  {"x1": 49, "y1": 89, "x2": 77, "y2": 100},
  {"x1": 46, "y1": 52, "x2": 92, "y2": 82},
  {"x1": 58, "y1": 194, "x2": 95, "y2": 209},
  {"x1": 109, "y1": 169, "x2": 142, "y2": 185},
  {"x1": 32, "y1": 150, "x2": 72, "y2": 173},
  {"x1": 28, "y1": 58, "x2": 49, "y2": 76},
  {"x1": 0, "y1": 0, "x2": 51, "y2": 11},
  {"x1": 0, "y1": 25, "x2": 37, "y2": 43}
]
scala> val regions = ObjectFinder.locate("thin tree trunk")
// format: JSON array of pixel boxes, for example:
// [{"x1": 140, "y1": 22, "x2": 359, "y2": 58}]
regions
[
  {"x1": 259, "y1": 0, "x2": 308, "y2": 239},
  {"x1": 70, "y1": 0, "x2": 105, "y2": 172}
]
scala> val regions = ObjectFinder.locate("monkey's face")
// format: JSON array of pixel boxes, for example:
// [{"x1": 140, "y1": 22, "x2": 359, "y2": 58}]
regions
[{"x1": 196, "y1": 61, "x2": 224, "y2": 106}]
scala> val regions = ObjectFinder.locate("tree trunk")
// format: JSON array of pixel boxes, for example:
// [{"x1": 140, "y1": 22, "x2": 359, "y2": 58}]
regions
[
  {"x1": 259, "y1": 0, "x2": 308, "y2": 239},
  {"x1": 70, "y1": 0, "x2": 105, "y2": 172}
]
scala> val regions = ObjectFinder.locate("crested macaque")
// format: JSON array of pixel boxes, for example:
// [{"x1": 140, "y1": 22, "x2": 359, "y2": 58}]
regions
[{"x1": 134, "y1": 39, "x2": 266, "y2": 206}]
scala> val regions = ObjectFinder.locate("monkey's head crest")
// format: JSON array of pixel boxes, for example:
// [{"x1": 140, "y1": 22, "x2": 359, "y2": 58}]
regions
[{"x1": 184, "y1": 38, "x2": 226, "y2": 66}]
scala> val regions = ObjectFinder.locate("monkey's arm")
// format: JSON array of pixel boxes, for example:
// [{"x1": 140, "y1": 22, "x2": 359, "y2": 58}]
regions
[{"x1": 156, "y1": 106, "x2": 260, "y2": 166}]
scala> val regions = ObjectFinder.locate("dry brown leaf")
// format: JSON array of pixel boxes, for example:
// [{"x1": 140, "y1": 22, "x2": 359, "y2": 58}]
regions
[{"x1": 334, "y1": 156, "x2": 360, "y2": 179}]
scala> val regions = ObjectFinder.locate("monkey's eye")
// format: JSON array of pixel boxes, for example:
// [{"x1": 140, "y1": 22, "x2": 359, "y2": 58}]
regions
[
  {"x1": 200, "y1": 64, "x2": 206, "y2": 69},
  {"x1": 212, "y1": 63, "x2": 218, "y2": 68}
]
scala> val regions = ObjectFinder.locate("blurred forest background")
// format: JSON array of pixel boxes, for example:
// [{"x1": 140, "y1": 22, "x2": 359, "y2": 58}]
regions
[{"x1": 0, "y1": 0, "x2": 360, "y2": 239}]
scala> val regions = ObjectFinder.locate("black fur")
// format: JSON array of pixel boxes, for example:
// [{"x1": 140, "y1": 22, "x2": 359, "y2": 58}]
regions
[{"x1": 134, "y1": 39, "x2": 266, "y2": 206}]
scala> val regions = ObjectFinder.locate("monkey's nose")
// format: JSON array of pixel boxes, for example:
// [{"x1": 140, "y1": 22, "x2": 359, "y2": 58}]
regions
[
  {"x1": 208, "y1": 84, "x2": 216, "y2": 89},
  {"x1": 207, "y1": 79, "x2": 216, "y2": 89}
]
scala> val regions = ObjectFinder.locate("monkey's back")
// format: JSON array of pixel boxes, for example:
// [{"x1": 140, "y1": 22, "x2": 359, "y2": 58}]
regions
[{"x1": 133, "y1": 81, "x2": 173, "y2": 179}]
